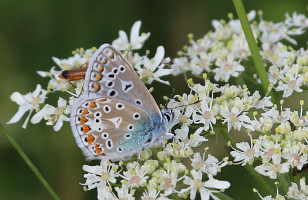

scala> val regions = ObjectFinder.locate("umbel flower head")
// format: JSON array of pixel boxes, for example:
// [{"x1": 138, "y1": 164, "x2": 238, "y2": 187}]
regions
[{"x1": 6, "y1": 10, "x2": 308, "y2": 200}]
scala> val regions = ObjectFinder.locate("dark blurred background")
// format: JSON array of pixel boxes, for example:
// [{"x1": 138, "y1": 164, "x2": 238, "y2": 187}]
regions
[{"x1": 0, "y1": 0, "x2": 307, "y2": 199}]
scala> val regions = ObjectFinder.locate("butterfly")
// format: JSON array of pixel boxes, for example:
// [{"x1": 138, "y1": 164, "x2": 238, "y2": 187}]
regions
[{"x1": 63, "y1": 44, "x2": 174, "y2": 161}]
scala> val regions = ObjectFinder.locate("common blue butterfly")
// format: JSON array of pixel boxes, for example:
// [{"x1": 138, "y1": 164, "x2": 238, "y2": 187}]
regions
[{"x1": 69, "y1": 44, "x2": 174, "y2": 161}]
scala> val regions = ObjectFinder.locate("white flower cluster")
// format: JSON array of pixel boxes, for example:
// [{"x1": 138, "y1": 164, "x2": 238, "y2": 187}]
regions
[
  {"x1": 254, "y1": 177, "x2": 308, "y2": 200},
  {"x1": 172, "y1": 11, "x2": 308, "y2": 98},
  {"x1": 7, "y1": 11, "x2": 308, "y2": 200},
  {"x1": 7, "y1": 21, "x2": 173, "y2": 131}
]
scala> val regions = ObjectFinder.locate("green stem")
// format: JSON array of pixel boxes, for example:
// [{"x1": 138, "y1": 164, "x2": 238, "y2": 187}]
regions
[
  {"x1": 220, "y1": 129, "x2": 275, "y2": 196},
  {"x1": 278, "y1": 173, "x2": 290, "y2": 195},
  {"x1": 220, "y1": 128, "x2": 236, "y2": 147},
  {"x1": 168, "y1": 193, "x2": 181, "y2": 200},
  {"x1": 232, "y1": 0, "x2": 276, "y2": 104},
  {"x1": 0, "y1": 123, "x2": 60, "y2": 200},
  {"x1": 245, "y1": 164, "x2": 275, "y2": 196},
  {"x1": 215, "y1": 192, "x2": 235, "y2": 200}
]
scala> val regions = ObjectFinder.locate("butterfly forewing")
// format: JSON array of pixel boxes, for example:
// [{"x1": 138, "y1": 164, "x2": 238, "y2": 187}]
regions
[{"x1": 84, "y1": 44, "x2": 161, "y2": 115}]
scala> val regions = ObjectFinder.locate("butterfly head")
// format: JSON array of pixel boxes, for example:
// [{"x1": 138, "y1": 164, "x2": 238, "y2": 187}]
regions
[{"x1": 161, "y1": 109, "x2": 173, "y2": 124}]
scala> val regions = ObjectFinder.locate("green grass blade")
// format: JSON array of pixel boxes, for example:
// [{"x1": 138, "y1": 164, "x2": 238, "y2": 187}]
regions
[{"x1": 0, "y1": 122, "x2": 61, "y2": 200}]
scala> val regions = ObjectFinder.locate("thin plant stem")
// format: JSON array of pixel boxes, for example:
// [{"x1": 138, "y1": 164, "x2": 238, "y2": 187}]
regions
[
  {"x1": 0, "y1": 123, "x2": 61, "y2": 200},
  {"x1": 232, "y1": 0, "x2": 276, "y2": 104},
  {"x1": 215, "y1": 193, "x2": 235, "y2": 200}
]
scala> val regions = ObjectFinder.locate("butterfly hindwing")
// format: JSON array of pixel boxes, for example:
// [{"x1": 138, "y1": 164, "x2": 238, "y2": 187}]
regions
[{"x1": 71, "y1": 97, "x2": 159, "y2": 160}]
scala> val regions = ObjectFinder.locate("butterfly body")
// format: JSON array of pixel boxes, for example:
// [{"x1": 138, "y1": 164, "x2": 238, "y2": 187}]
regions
[{"x1": 70, "y1": 44, "x2": 173, "y2": 160}]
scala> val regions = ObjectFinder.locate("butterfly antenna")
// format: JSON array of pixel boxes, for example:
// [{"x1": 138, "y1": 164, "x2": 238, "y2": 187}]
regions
[{"x1": 163, "y1": 88, "x2": 175, "y2": 109}]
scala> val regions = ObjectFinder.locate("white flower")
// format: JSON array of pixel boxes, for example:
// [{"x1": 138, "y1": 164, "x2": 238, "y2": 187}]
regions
[
  {"x1": 285, "y1": 12, "x2": 308, "y2": 28},
  {"x1": 220, "y1": 104, "x2": 254, "y2": 132},
  {"x1": 174, "y1": 125, "x2": 189, "y2": 141},
  {"x1": 255, "y1": 183, "x2": 285, "y2": 200},
  {"x1": 213, "y1": 54, "x2": 245, "y2": 82},
  {"x1": 250, "y1": 90, "x2": 273, "y2": 110},
  {"x1": 181, "y1": 170, "x2": 230, "y2": 200},
  {"x1": 121, "y1": 166, "x2": 148, "y2": 188},
  {"x1": 192, "y1": 94, "x2": 218, "y2": 131},
  {"x1": 156, "y1": 169, "x2": 180, "y2": 197},
  {"x1": 97, "y1": 185, "x2": 116, "y2": 200},
  {"x1": 230, "y1": 136, "x2": 260, "y2": 166},
  {"x1": 191, "y1": 152, "x2": 228, "y2": 175},
  {"x1": 171, "y1": 57, "x2": 190, "y2": 76},
  {"x1": 52, "y1": 47, "x2": 94, "y2": 71},
  {"x1": 112, "y1": 21, "x2": 150, "y2": 51},
  {"x1": 113, "y1": 186, "x2": 135, "y2": 200},
  {"x1": 7, "y1": 84, "x2": 47, "y2": 128},
  {"x1": 134, "y1": 46, "x2": 173, "y2": 85},
  {"x1": 287, "y1": 177, "x2": 308, "y2": 199},
  {"x1": 165, "y1": 141, "x2": 193, "y2": 158},
  {"x1": 282, "y1": 142, "x2": 307, "y2": 170},
  {"x1": 255, "y1": 156, "x2": 289, "y2": 179},
  {"x1": 262, "y1": 107, "x2": 291, "y2": 124},
  {"x1": 82, "y1": 159, "x2": 119, "y2": 187},
  {"x1": 276, "y1": 70, "x2": 303, "y2": 98},
  {"x1": 189, "y1": 127, "x2": 208, "y2": 148},
  {"x1": 31, "y1": 97, "x2": 70, "y2": 131},
  {"x1": 141, "y1": 188, "x2": 160, "y2": 200}
]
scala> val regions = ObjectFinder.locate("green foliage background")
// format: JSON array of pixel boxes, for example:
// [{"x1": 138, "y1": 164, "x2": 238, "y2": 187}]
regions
[{"x1": 0, "y1": 0, "x2": 307, "y2": 199}]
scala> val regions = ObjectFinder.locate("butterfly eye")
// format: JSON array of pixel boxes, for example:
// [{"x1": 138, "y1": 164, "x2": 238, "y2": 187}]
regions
[{"x1": 163, "y1": 111, "x2": 173, "y2": 122}]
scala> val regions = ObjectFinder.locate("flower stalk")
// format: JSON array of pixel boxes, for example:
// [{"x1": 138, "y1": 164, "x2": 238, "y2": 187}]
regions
[{"x1": 0, "y1": 123, "x2": 60, "y2": 200}]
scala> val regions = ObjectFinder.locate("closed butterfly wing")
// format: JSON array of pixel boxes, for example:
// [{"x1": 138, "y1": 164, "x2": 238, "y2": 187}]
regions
[{"x1": 70, "y1": 44, "x2": 168, "y2": 160}]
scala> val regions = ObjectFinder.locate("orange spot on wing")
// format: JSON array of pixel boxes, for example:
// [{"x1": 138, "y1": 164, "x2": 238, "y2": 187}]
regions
[
  {"x1": 102, "y1": 59, "x2": 107, "y2": 64},
  {"x1": 80, "y1": 116, "x2": 87, "y2": 125},
  {"x1": 82, "y1": 108, "x2": 89, "y2": 115},
  {"x1": 98, "y1": 98, "x2": 107, "y2": 102},
  {"x1": 94, "y1": 83, "x2": 100, "y2": 92},
  {"x1": 87, "y1": 134, "x2": 95, "y2": 144},
  {"x1": 95, "y1": 73, "x2": 102, "y2": 81},
  {"x1": 89, "y1": 101, "x2": 97, "y2": 108},
  {"x1": 95, "y1": 144, "x2": 102, "y2": 154},
  {"x1": 83, "y1": 125, "x2": 90, "y2": 134},
  {"x1": 97, "y1": 66, "x2": 104, "y2": 72}
]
